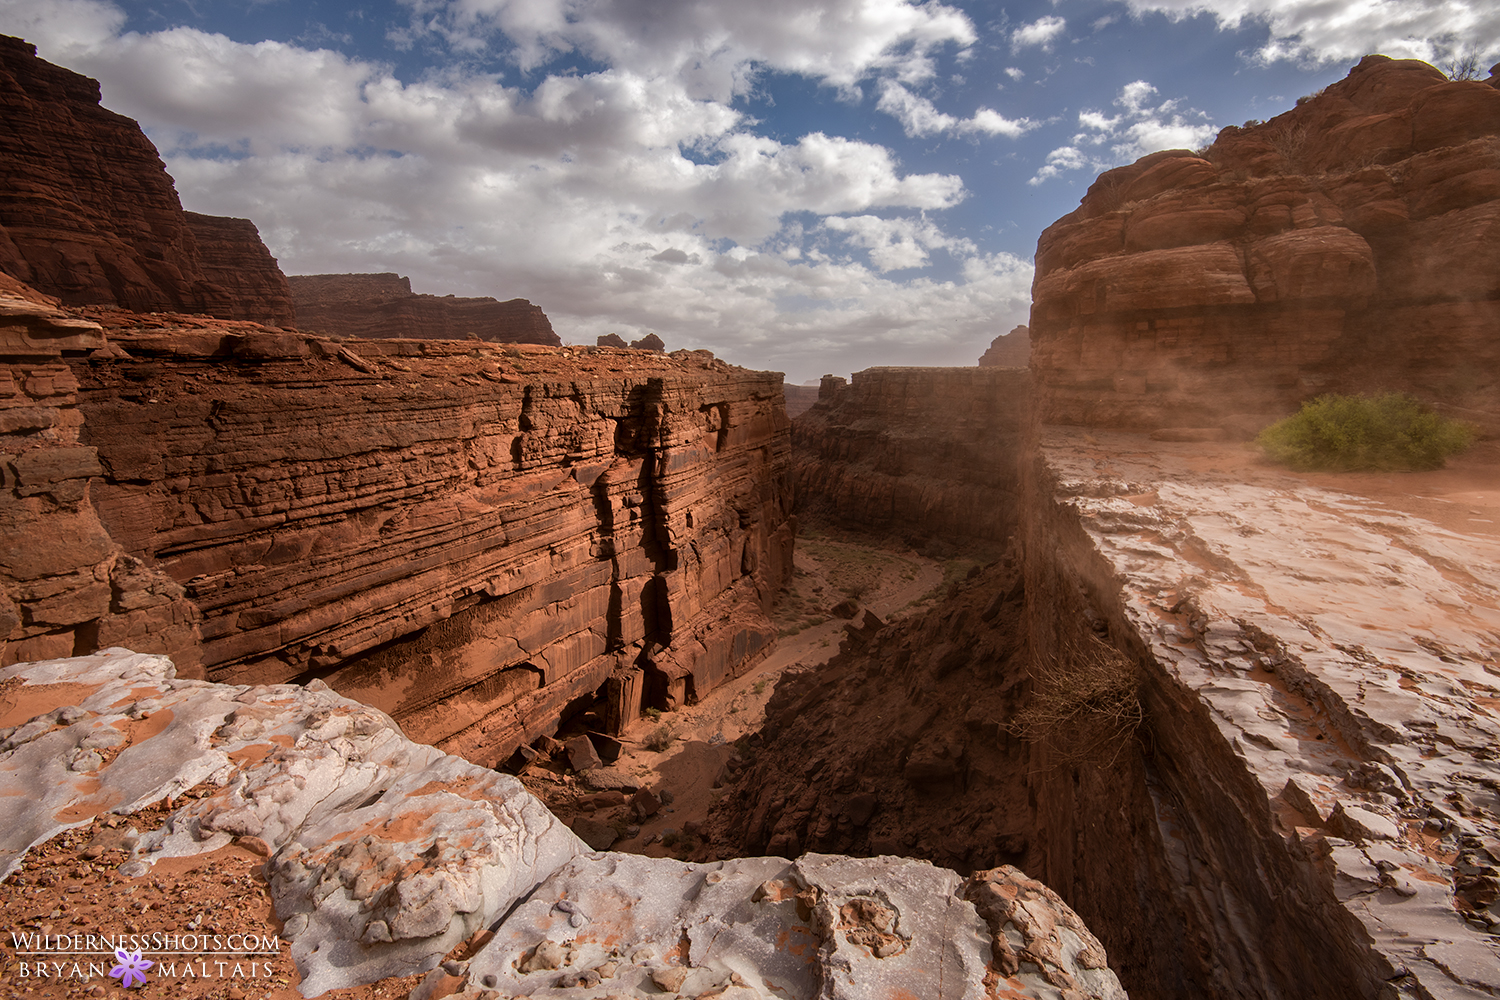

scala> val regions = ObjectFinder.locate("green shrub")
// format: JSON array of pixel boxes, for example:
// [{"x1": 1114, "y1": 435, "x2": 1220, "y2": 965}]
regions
[
  {"x1": 1256, "y1": 393, "x2": 1474, "y2": 472},
  {"x1": 644, "y1": 723, "x2": 675, "y2": 752}
]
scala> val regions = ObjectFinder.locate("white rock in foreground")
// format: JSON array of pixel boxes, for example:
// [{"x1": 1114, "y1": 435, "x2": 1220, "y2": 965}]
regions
[{"x1": 0, "y1": 649, "x2": 1127, "y2": 999}]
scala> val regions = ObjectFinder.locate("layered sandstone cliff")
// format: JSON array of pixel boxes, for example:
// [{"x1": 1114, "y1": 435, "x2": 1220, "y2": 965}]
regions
[
  {"x1": 1, "y1": 285, "x2": 792, "y2": 766},
  {"x1": 792, "y1": 367, "x2": 1028, "y2": 553},
  {"x1": 1031, "y1": 55, "x2": 1500, "y2": 434},
  {"x1": 0, "y1": 37, "x2": 295, "y2": 326},
  {"x1": 0, "y1": 275, "x2": 203, "y2": 673},
  {"x1": 289, "y1": 272, "x2": 559, "y2": 345}
]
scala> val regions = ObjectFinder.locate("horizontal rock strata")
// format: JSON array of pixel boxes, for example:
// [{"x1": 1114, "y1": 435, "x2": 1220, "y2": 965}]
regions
[
  {"x1": 0, "y1": 648, "x2": 1129, "y2": 999},
  {"x1": 792, "y1": 367, "x2": 1028, "y2": 553},
  {"x1": 65, "y1": 315, "x2": 790, "y2": 764},
  {"x1": 1031, "y1": 55, "x2": 1500, "y2": 435},
  {"x1": 0, "y1": 276, "x2": 203, "y2": 672},
  {"x1": 0, "y1": 37, "x2": 295, "y2": 325},
  {"x1": 288, "y1": 272, "x2": 559, "y2": 345}
]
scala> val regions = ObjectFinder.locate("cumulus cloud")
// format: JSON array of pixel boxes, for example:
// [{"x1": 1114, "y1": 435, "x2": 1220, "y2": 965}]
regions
[
  {"x1": 1029, "y1": 79, "x2": 1215, "y2": 184},
  {"x1": 823, "y1": 214, "x2": 975, "y2": 271},
  {"x1": 876, "y1": 80, "x2": 1035, "y2": 138},
  {"x1": 393, "y1": 0, "x2": 979, "y2": 97},
  {"x1": 0, "y1": 0, "x2": 1024, "y2": 381},
  {"x1": 1011, "y1": 15, "x2": 1067, "y2": 52},
  {"x1": 1120, "y1": 0, "x2": 1500, "y2": 67}
]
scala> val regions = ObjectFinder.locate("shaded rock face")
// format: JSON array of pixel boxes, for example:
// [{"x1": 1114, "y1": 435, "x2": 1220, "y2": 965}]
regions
[
  {"x1": 55, "y1": 316, "x2": 791, "y2": 766},
  {"x1": 180, "y1": 212, "x2": 296, "y2": 327},
  {"x1": 0, "y1": 648, "x2": 1128, "y2": 999},
  {"x1": 792, "y1": 367, "x2": 1028, "y2": 553},
  {"x1": 708, "y1": 555, "x2": 1032, "y2": 874},
  {"x1": 1031, "y1": 55, "x2": 1500, "y2": 434},
  {"x1": 288, "y1": 272, "x2": 559, "y2": 345},
  {"x1": 978, "y1": 325, "x2": 1029, "y2": 367},
  {"x1": 0, "y1": 37, "x2": 295, "y2": 325},
  {"x1": 782, "y1": 383, "x2": 819, "y2": 418}
]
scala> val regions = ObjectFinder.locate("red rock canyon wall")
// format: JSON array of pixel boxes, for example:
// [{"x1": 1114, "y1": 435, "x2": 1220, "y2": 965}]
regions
[{"x1": 792, "y1": 366, "x2": 1028, "y2": 553}]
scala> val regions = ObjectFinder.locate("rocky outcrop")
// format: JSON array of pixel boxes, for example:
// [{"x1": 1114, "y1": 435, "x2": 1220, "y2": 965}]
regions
[
  {"x1": 0, "y1": 647, "x2": 1129, "y2": 999},
  {"x1": 708, "y1": 554, "x2": 1032, "y2": 872},
  {"x1": 0, "y1": 275, "x2": 202, "y2": 672},
  {"x1": 1020, "y1": 429, "x2": 1500, "y2": 999},
  {"x1": 792, "y1": 367, "x2": 1028, "y2": 554},
  {"x1": 288, "y1": 272, "x2": 560, "y2": 345},
  {"x1": 978, "y1": 325, "x2": 1029, "y2": 367},
  {"x1": 0, "y1": 36, "x2": 295, "y2": 324},
  {"x1": 181, "y1": 212, "x2": 296, "y2": 327},
  {"x1": 1031, "y1": 55, "x2": 1500, "y2": 435},
  {"x1": 45, "y1": 309, "x2": 791, "y2": 765}
]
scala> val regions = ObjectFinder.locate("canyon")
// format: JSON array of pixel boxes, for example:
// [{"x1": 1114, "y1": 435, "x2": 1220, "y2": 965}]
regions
[{"x1": 3, "y1": 38, "x2": 1499, "y2": 1000}]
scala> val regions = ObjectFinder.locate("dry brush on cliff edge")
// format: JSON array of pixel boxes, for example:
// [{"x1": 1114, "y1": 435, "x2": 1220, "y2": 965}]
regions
[{"x1": 1006, "y1": 632, "x2": 1143, "y2": 770}]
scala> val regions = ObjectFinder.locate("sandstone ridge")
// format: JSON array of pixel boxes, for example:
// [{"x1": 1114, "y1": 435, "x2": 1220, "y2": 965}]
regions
[
  {"x1": 0, "y1": 37, "x2": 295, "y2": 326},
  {"x1": 289, "y1": 273, "x2": 560, "y2": 345},
  {"x1": 1031, "y1": 54, "x2": 1500, "y2": 435}
]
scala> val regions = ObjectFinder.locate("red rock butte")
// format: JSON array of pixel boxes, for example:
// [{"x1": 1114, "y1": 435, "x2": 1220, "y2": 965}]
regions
[
  {"x1": 0, "y1": 36, "x2": 295, "y2": 326},
  {"x1": 1031, "y1": 54, "x2": 1500, "y2": 438}
]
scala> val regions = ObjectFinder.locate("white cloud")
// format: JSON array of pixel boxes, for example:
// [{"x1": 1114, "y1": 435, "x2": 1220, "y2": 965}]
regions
[
  {"x1": 0, "y1": 0, "x2": 1022, "y2": 381},
  {"x1": 1029, "y1": 79, "x2": 1215, "y2": 184},
  {"x1": 1119, "y1": 0, "x2": 1500, "y2": 67},
  {"x1": 823, "y1": 214, "x2": 976, "y2": 271},
  {"x1": 1011, "y1": 15, "x2": 1067, "y2": 52},
  {"x1": 1004, "y1": 66, "x2": 1025, "y2": 80},
  {"x1": 394, "y1": 0, "x2": 979, "y2": 97},
  {"x1": 876, "y1": 80, "x2": 1035, "y2": 138}
]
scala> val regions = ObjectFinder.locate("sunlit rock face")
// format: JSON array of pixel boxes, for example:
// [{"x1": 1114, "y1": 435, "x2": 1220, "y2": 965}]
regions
[
  {"x1": 2, "y1": 279, "x2": 794, "y2": 765},
  {"x1": 288, "y1": 273, "x2": 560, "y2": 346},
  {"x1": 1031, "y1": 55, "x2": 1500, "y2": 436},
  {"x1": 0, "y1": 37, "x2": 295, "y2": 326}
]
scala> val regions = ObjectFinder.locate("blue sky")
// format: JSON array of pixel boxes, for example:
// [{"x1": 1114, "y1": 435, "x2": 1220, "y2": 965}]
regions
[{"x1": 2, "y1": 0, "x2": 1495, "y2": 381}]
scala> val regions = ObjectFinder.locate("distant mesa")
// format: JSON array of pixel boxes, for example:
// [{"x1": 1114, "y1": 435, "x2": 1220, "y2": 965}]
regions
[
  {"x1": 597, "y1": 333, "x2": 628, "y2": 348},
  {"x1": 979, "y1": 325, "x2": 1030, "y2": 367},
  {"x1": 0, "y1": 35, "x2": 295, "y2": 326},
  {"x1": 287, "y1": 272, "x2": 559, "y2": 345},
  {"x1": 1030, "y1": 53, "x2": 1500, "y2": 436}
]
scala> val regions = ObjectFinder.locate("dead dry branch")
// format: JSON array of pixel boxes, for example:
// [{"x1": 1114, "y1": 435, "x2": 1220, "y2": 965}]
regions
[{"x1": 1007, "y1": 632, "x2": 1142, "y2": 768}]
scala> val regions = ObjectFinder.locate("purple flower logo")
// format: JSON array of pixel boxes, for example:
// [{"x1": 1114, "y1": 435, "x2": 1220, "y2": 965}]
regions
[{"x1": 109, "y1": 948, "x2": 153, "y2": 989}]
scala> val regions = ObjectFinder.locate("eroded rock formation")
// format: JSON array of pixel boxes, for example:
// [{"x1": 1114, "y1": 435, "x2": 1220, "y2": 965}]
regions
[
  {"x1": 1031, "y1": 55, "x2": 1500, "y2": 435},
  {"x1": 0, "y1": 648, "x2": 1129, "y2": 999},
  {"x1": 0, "y1": 37, "x2": 295, "y2": 325},
  {"x1": 978, "y1": 325, "x2": 1029, "y2": 367},
  {"x1": 288, "y1": 272, "x2": 559, "y2": 345},
  {"x1": 792, "y1": 367, "x2": 1028, "y2": 554}
]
